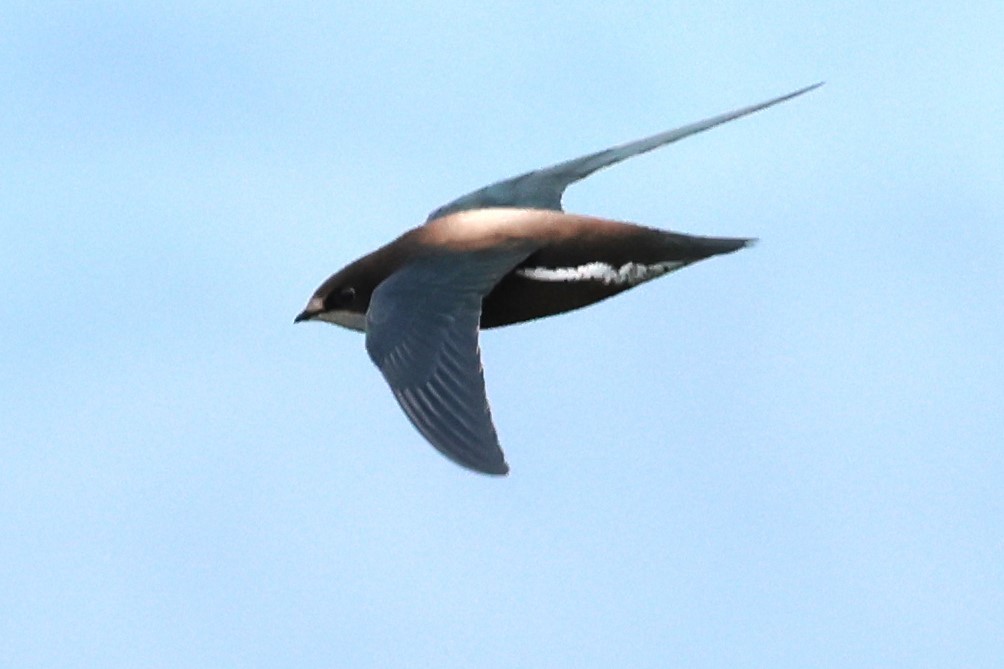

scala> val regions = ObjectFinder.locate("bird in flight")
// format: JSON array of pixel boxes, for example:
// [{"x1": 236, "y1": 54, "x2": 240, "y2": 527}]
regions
[{"x1": 296, "y1": 83, "x2": 821, "y2": 475}]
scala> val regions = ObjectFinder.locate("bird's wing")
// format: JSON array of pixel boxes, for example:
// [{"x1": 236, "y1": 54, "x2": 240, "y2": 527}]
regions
[
  {"x1": 365, "y1": 246, "x2": 534, "y2": 475},
  {"x1": 426, "y1": 83, "x2": 822, "y2": 222}
]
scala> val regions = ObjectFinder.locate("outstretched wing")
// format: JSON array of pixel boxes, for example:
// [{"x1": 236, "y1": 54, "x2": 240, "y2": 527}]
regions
[
  {"x1": 427, "y1": 83, "x2": 822, "y2": 222},
  {"x1": 364, "y1": 247, "x2": 534, "y2": 475}
]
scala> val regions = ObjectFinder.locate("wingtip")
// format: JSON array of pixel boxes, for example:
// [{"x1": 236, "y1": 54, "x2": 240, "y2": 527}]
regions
[
  {"x1": 770, "y1": 81, "x2": 825, "y2": 107},
  {"x1": 447, "y1": 461, "x2": 510, "y2": 476},
  {"x1": 473, "y1": 459, "x2": 510, "y2": 477}
]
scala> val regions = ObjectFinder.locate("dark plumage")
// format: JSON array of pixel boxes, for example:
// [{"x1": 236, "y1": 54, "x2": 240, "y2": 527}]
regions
[{"x1": 296, "y1": 84, "x2": 821, "y2": 475}]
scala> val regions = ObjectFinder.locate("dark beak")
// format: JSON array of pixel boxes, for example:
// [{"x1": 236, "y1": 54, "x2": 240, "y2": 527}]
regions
[{"x1": 294, "y1": 296, "x2": 324, "y2": 324}]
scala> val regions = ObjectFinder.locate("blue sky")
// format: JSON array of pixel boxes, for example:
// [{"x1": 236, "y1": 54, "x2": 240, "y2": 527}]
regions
[{"x1": 3, "y1": 3, "x2": 1002, "y2": 667}]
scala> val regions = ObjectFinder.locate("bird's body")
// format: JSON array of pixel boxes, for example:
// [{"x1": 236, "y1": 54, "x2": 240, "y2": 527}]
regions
[
  {"x1": 303, "y1": 208, "x2": 752, "y2": 331},
  {"x1": 296, "y1": 83, "x2": 821, "y2": 475}
]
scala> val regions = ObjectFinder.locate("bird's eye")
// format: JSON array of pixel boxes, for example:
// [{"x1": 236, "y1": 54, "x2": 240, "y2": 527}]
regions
[{"x1": 338, "y1": 287, "x2": 356, "y2": 304}]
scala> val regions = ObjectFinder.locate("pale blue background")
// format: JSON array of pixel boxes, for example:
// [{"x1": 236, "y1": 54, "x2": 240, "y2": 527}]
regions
[{"x1": 3, "y1": 3, "x2": 1002, "y2": 667}]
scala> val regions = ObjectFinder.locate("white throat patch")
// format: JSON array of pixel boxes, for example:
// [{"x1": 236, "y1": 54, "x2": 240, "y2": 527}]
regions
[
  {"x1": 316, "y1": 309, "x2": 367, "y2": 332},
  {"x1": 516, "y1": 260, "x2": 685, "y2": 286}
]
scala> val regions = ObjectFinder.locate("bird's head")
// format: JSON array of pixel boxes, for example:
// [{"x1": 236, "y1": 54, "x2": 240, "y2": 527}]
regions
[{"x1": 294, "y1": 263, "x2": 373, "y2": 332}]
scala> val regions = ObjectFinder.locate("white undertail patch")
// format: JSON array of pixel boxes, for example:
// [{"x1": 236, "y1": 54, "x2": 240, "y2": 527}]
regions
[{"x1": 516, "y1": 260, "x2": 685, "y2": 286}]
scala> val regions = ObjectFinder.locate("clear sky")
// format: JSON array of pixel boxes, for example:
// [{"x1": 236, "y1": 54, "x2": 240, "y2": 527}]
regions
[{"x1": 3, "y1": 3, "x2": 1002, "y2": 667}]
